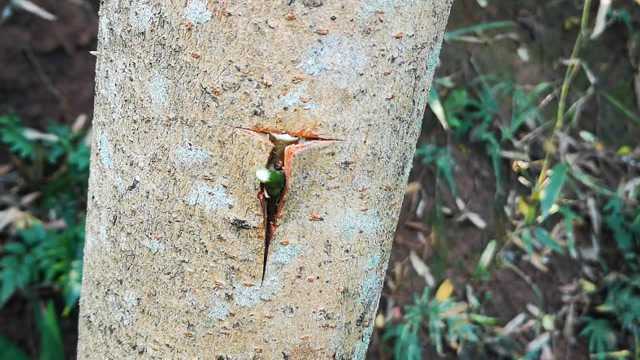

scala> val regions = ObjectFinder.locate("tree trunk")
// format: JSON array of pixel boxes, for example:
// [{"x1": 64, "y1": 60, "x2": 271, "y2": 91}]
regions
[{"x1": 78, "y1": 1, "x2": 452, "y2": 358}]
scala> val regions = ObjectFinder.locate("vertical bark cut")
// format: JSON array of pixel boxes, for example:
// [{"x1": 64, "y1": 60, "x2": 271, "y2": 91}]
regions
[{"x1": 79, "y1": 0, "x2": 452, "y2": 358}]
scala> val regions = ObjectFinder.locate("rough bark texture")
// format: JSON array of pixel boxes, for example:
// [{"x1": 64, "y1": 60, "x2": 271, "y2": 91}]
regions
[{"x1": 78, "y1": 0, "x2": 452, "y2": 358}]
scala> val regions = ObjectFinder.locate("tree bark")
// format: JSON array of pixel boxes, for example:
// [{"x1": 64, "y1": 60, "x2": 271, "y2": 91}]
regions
[{"x1": 78, "y1": 0, "x2": 452, "y2": 358}]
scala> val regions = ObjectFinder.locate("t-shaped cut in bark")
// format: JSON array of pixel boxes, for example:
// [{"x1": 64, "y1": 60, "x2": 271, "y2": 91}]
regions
[{"x1": 253, "y1": 129, "x2": 337, "y2": 284}]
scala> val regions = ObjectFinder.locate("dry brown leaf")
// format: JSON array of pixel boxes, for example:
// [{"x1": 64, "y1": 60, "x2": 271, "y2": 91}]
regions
[
  {"x1": 0, "y1": 207, "x2": 24, "y2": 231},
  {"x1": 591, "y1": 0, "x2": 612, "y2": 39},
  {"x1": 20, "y1": 192, "x2": 41, "y2": 207},
  {"x1": 409, "y1": 250, "x2": 434, "y2": 287},
  {"x1": 12, "y1": 0, "x2": 56, "y2": 21}
]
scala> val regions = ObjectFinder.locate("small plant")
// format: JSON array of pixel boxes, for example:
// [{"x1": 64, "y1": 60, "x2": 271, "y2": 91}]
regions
[
  {"x1": 580, "y1": 205, "x2": 640, "y2": 359},
  {"x1": 580, "y1": 276, "x2": 640, "y2": 359},
  {"x1": 0, "y1": 114, "x2": 89, "y2": 313},
  {"x1": 0, "y1": 223, "x2": 83, "y2": 312},
  {"x1": 415, "y1": 143, "x2": 457, "y2": 196},
  {"x1": 384, "y1": 282, "x2": 479, "y2": 358},
  {"x1": 429, "y1": 77, "x2": 552, "y2": 195},
  {"x1": 0, "y1": 114, "x2": 36, "y2": 159},
  {"x1": 603, "y1": 195, "x2": 640, "y2": 265},
  {"x1": 0, "y1": 301, "x2": 64, "y2": 360}
]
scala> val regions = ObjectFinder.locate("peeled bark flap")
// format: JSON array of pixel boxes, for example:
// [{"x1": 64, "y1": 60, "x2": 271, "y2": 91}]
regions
[{"x1": 78, "y1": 0, "x2": 452, "y2": 358}]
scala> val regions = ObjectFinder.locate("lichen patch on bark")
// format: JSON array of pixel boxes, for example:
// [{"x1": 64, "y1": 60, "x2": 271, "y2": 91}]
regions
[
  {"x1": 127, "y1": 0, "x2": 155, "y2": 32},
  {"x1": 426, "y1": 34, "x2": 445, "y2": 83},
  {"x1": 173, "y1": 143, "x2": 210, "y2": 168},
  {"x1": 234, "y1": 275, "x2": 281, "y2": 307},
  {"x1": 278, "y1": 84, "x2": 310, "y2": 110},
  {"x1": 208, "y1": 296, "x2": 230, "y2": 320},
  {"x1": 141, "y1": 238, "x2": 165, "y2": 253},
  {"x1": 299, "y1": 35, "x2": 368, "y2": 89},
  {"x1": 147, "y1": 72, "x2": 169, "y2": 111},
  {"x1": 97, "y1": 133, "x2": 113, "y2": 169},
  {"x1": 185, "y1": 181, "x2": 234, "y2": 213},
  {"x1": 330, "y1": 208, "x2": 383, "y2": 241},
  {"x1": 183, "y1": 0, "x2": 212, "y2": 25}
]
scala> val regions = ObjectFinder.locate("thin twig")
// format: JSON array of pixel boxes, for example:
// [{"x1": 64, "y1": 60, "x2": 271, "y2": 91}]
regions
[
  {"x1": 23, "y1": 48, "x2": 69, "y2": 113},
  {"x1": 534, "y1": 0, "x2": 593, "y2": 194}
]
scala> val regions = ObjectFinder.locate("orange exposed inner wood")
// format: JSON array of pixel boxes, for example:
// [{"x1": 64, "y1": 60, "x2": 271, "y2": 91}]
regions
[
  {"x1": 246, "y1": 125, "x2": 340, "y2": 141},
  {"x1": 236, "y1": 127, "x2": 336, "y2": 284}
]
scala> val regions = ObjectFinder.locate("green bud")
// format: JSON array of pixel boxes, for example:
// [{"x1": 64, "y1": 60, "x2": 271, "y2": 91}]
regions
[{"x1": 256, "y1": 167, "x2": 285, "y2": 198}]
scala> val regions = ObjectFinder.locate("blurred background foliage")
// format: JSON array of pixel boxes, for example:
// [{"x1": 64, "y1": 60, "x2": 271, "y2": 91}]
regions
[{"x1": 1, "y1": 0, "x2": 640, "y2": 359}]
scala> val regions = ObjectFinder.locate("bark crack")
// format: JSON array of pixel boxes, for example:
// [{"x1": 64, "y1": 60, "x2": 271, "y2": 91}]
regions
[
  {"x1": 238, "y1": 127, "x2": 338, "y2": 284},
  {"x1": 257, "y1": 133, "x2": 297, "y2": 283}
]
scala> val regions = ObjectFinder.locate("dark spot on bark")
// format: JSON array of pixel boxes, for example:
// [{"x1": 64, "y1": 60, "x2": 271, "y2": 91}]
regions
[
  {"x1": 126, "y1": 178, "x2": 139, "y2": 191},
  {"x1": 355, "y1": 311, "x2": 366, "y2": 327},
  {"x1": 339, "y1": 160, "x2": 354, "y2": 169},
  {"x1": 230, "y1": 218, "x2": 252, "y2": 229},
  {"x1": 322, "y1": 241, "x2": 332, "y2": 265},
  {"x1": 282, "y1": 304, "x2": 295, "y2": 317},
  {"x1": 302, "y1": 0, "x2": 323, "y2": 7}
]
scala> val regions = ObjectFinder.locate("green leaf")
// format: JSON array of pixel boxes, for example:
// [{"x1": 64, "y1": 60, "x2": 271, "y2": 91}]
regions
[
  {"x1": 390, "y1": 323, "x2": 422, "y2": 360},
  {"x1": 445, "y1": 21, "x2": 516, "y2": 41},
  {"x1": 68, "y1": 143, "x2": 90, "y2": 173},
  {"x1": 44, "y1": 123, "x2": 75, "y2": 165},
  {"x1": 504, "y1": 83, "x2": 551, "y2": 140},
  {"x1": 604, "y1": 196, "x2": 637, "y2": 261},
  {"x1": 0, "y1": 336, "x2": 30, "y2": 360},
  {"x1": 416, "y1": 144, "x2": 457, "y2": 196},
  {"x1": 442, "y1": 89, "x2": 473, "y2": 137},
  {"x1": 580, "y1": 318, "x2": 616, "y2": 356},
  {"x1": 46, "y1": 143, "x2": 66, "y2": 165},
  {"x1": 560, "y1": 207, "x2": 578, "y2": 258},
  {"x1": 0, "y1": 265, "x2": 18, "y2": 307},
  {"x1": 469, "y1": 313, "x2": 498, "y2": 326},
  {"x1": 45, "y1": 123, "x2": 71, "y2": 141},
  {"x1": 521, "y1": 228, "x2": 535, "y2": 254},
  {"x1": 2, "y1": 242, "x2": 27, "y2": 255},
  {"x1": 534, "y1": 227, "x2": 564, "y2": 254},
  {"x1": 601, "y1": 91, "x2": 640, "y2": 126},
  {"x1": 0, "y1": 115, "x2": 34, "y2": 160},
  {"x1": 62, "y1": 259, "x2": 83, "y2": 314},
  {"x1": 18, "y1": 224, "x2": 47, "y2": 246},
  {"x1": 540, "y1": 163, "x2": 568, "y2": 221},
  {"x1": 36, "y1": 301, "x2": 64, "y2": 360}
]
